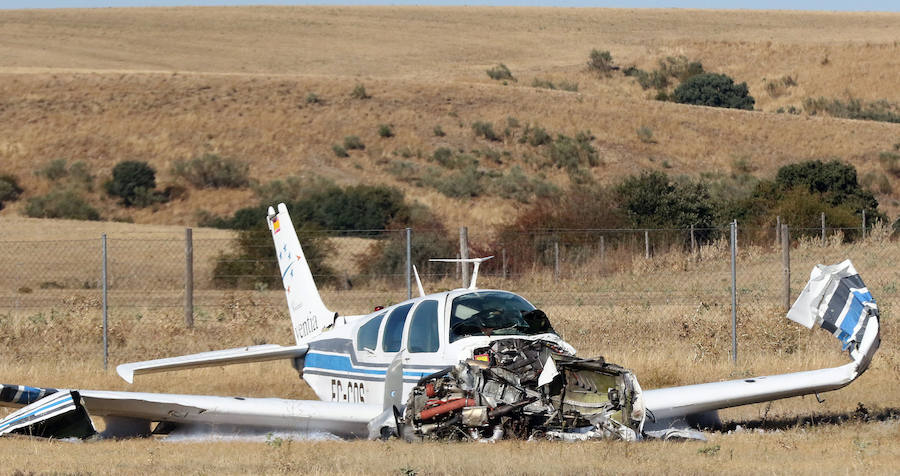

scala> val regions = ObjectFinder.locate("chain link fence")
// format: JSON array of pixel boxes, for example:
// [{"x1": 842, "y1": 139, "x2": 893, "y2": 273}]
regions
[{"x1": 1, "y1": 223, "x2": 896, "y2": 327}]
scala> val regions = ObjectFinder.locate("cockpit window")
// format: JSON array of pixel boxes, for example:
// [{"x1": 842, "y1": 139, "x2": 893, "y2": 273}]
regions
[
  {"x1": 382, "y1": 303, "x2": 414, "y2": 352},
  {"x1": 449, "y1": 291, "x2": 555, "y2": 343},
  {"x1": 356, "y1": 312, "x2": 385, "y2": 351},
  {"x1": 408, "y1": 300, "x2": 439, "y2": 353}
]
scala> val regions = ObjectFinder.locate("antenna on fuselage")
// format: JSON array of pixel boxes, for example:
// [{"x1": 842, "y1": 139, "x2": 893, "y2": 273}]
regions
[
  {"x1": 429, "y1": 256, "x2": 494, "y2": 290},
  {"x1": 413, "y1": 265, "x2": 426, "y2": 297}
]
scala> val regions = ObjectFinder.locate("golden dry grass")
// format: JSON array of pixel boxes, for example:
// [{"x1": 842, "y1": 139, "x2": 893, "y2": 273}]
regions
[{"x1": 1, "y1": 7, "x2": 899, "y2": 228}]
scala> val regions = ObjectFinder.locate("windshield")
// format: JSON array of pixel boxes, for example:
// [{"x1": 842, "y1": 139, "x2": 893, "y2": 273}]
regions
[{"x1": 449, "y1": 291, "x2": 556, "y2": 343}]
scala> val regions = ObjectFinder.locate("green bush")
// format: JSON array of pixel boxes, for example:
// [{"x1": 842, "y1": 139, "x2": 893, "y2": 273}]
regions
[
  {"x1": 586, "y1": 49, "x2": 615, "y2": 76},
  {"x1": 212, "y1": 229, "x2": 335, "y2": 289},
  {"x1": 615, "y1": 171, "x2": 716, "y2": 233},
  {"x1": 171, "y1": 154, "x2": 250, "y2": 189},
  {"x1": 775, "y1": 159, "x2": 879, "y2": 216},
  {"x1": 377, "y1": 124, "x2": 395, "y2": 138},
  {"x1": 657, "y1": 56, "x2": 704, "y2": 83},
  {"x1": 548, "y1": 132, "x2": 599, "y2": 171},
  {"x1": 105, "y1": 160, "x2": 158, "y2": 206},
  {"x1": 25, "y1": 189, "x2": 100, "y2": 221},
  {"x1": 673, "y1": 73, "x2": 755, "y2": 110},
  {"x1": 343, "y1": 136, "x2": 365, "y2": 150},
  {"x1": 521, "y1": 125, "x2": 552, "y2": 146},
  {"x1": 350, "y1": 84, "x2": 371, "y2": 100},
  {"x1": 332, "y1": 144, "x2": 349, "y2": 157},
  {"x1": 0, "y1": 174, "x2": 23, "y2": 207},
  {"x1": 34, "y1": 158, "x2": 69, "y2": 181},
  {"x1": 861, "y1": 171, "x2": 893, "y2": 195},
  {"x1": 486, "y1": 64, "x2": 515, "y2": 81},
  {"x1": 208, "y1": 183, "x2": 412, "y2": 232},
  {"x1": 430, "y1": 166, "x2": 483, "y2": 198},
  {"x1": 358, "y1": 229, "x2": 457, "y2": 280},
  {"x1": 472, "y1": 121, "x2": 500, "y2": 141},
  {"x1": 433, "y1": 125, "x2": 446, "y2": 137},
  {"x1": 306, "y1": 92, "x2": 321, "y2": 104}
]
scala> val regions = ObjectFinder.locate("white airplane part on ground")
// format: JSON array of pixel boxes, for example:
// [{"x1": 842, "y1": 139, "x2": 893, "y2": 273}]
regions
[{"x1": 0, "y1": 204, "x2": 881, "y2": 441}]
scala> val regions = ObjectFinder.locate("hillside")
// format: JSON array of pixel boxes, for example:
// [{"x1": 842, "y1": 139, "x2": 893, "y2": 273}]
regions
[{"x1": 1, "y1": 7, "x2": 899, "y2": 229}]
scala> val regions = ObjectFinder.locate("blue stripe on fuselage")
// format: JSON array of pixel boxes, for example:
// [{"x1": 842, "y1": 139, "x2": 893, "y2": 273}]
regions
[{"x1": 304, "y1": 352, "x2": 441, "y2": 378}]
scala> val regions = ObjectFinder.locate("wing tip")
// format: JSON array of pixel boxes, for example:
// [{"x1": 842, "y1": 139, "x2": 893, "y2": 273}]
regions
[{"x1": 116, "y1": 365, "x2": 135, "y2": 384}]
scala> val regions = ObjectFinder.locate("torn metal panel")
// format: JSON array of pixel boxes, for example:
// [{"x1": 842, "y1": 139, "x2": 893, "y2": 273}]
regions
[{"x1": 0, "y1": 390, "x2": 96, "y2": 439}]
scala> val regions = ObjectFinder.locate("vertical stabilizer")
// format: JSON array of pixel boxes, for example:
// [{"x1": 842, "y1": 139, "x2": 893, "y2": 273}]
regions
[{"x1": 267, "y1": 203, "x2": 334, "y2": 344}]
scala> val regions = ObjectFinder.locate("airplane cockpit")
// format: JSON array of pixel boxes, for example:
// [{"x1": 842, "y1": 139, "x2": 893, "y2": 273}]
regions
[{"x1": 448, "y1": 290, "x2": 556, "y2": 342}]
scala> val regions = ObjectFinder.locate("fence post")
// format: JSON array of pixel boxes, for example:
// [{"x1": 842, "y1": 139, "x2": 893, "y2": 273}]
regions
[
  {"x1": 821, "y1": 212, "x2": 826, "y2": 245},
  {"x1": 405, "y1": 228, "x2": 412, "y2": 300},
  {"x1": 101, "y1": 234, "x2": 108, "y2": 371},
  {"x1": 599, "y1": 235, "x2": 605, "y2": 268},
  {"x1": 501, "y1": 248, "x2": 507, "y2": 279},
  {"x1": 459, "y1": 227, "x2": 469, "y2": 289},
  {"x1": 554, "y1": 239, "x2": 560, "y2": 282},
  {"x1": 775, "y1": 215, "x2": 781, "y2": 248},
  {"x1": 644, "y1": 229, "x2": 650, "y2": 259},
  {"x1": 184, "y1": 228, "x2": 194, "y2": 329},
  {"x1": 690, "y1": 224, "x2": 696, "y2": 257},
  {"x1": 782, "y1": 224, "x2": 791, "y2": 312},
  {"x1": 862, "y1": 209, "x2": 866, "y2": 239},
  {"x1": 730, "y1": 220, "x2": 737, "y2": 364}
]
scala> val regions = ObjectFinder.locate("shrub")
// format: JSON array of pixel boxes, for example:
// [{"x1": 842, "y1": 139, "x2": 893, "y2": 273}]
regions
[
  {"x1": 521, "y1": 125, "x2": 552, "y2": 146},
  {"x1": 350, "y1": 84, "x2": 371, "y2": 100},
  {"x1": 25, "y1": 189, "x2": 100, "y2": 221},
  {"x1": 775, "y1": 159, "x2": 879, "y2": 216},
  {"x1": 105, "y1": 160, "x2": 157, "y2": 206},
  {"x1": 861, "y1": 171, "x2": 893, "y2": 195},
  {"x1": 586, "y1": 49, "x2": 616, "y2": 76},
  {"x1": 765, "y1": 75, "x2": 797, "y2": 98},
  {"x1": 433, "y1": 166, "x2": 483, "y2": 198},
  {"x1": 34, "y1": 158, "x2": 69, "y2": 181},
  {"x1": 343, "y1": 136, "x2": 365, "y2": 150},
  {"x1": 208, "y1": 183, "x2": 411, "y2": 232},
  {"x1": 486, "y1": 64, "x2": 515, "y2": 81},
  {"x1": 657, "y1": 56, "x2": 704, "y2": 83},
  {"x1": 615, "y1": 171, "x2": 716, "y2": 232},
  {"x1": 548, "y1": 132, "x2": 599, "y2": 171},
  {"x1": 305, "y1": 92, "x2": 321, "y2": 104},
  {"x1": 636, "y1": 126, "x2": 656, "y2": 144},
  {"x1": 433, "y1": 125, "x2": 446, "y2": 137},
  {"x1": 673, "y1": 73, "x2": 755, "y2": 110},
  {"x1": 532, "y1": 78, "x2": 555, "y2": 90},
  {"x1": 213, "y1": 229, "x2": 334, "y2": 289},
  {"x1": 472, "y1": 121, "x2": 500, "y2": 141},
  {"x1": 67, "y1": 161, "x2": 94, "y2": 190},
  {"x1": 171, "y1": 154, "x2": 250, "y2": 189},
  {"x1": 803, "y1": 96, "x2": 900, "y2": 123},
  {"x1": 332, "y1": 144, "x2": 349, "y2": 157},
  {"x1": 377, "y1": 124, "x2": 394, "y2": 138},
  {"x1": 879, "y1": 151, "x2": 900, "y2": 176},
  {"x1": 0, "y1": 174, "x2": 23, "y2": 205}
]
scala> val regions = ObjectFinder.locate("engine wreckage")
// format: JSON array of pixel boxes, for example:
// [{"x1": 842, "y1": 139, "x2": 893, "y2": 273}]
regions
[{"x1": 398, "y1": 338, "x2": 648, "y2": 442}]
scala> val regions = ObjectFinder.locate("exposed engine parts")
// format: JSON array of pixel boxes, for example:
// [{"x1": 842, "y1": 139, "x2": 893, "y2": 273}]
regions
[{"x1": 398, "y1": 339, "x2": 646, "y2": 442}]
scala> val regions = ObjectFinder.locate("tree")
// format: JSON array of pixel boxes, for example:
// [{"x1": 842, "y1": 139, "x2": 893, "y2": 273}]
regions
[
  {"x1": 105, "y1": 161, "x2": 157, "y2": 206},
  {"x1": 615, "y1": 171, "x2": 716, "y2": 232},
  {"x1": 673, "y1": 73, "x2": 755, "y2": 110}
]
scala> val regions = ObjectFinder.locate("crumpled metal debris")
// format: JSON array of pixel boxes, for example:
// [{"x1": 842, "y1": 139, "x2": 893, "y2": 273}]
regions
[{"x1": 399, "y1": 339, "x2": 646, "y2": 442}]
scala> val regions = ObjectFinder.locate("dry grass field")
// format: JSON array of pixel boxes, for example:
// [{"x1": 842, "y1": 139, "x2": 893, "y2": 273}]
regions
[
  {"x1": 1, "y1": 7, "x2": 899, "y2": 227},
  {"x1": 1, "y1": 6, "x2": 900, "y2": 474}
]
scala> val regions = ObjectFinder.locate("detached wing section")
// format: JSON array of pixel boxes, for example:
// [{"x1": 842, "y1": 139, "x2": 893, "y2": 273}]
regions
[
  {"x1": 643, "y1": 260, "x2": 881, "y2": 421},
  {"x1": 1, "y1": 384, "x2": 381, "y2": 439},
  {"x1": 116, "y1": 344, "x2": 308, "y2": 384}
]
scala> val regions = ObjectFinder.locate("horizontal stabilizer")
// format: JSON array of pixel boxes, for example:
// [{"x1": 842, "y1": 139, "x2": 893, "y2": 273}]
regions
[
  {"x1": 0, "y1": 390, "x2": 96, "y2": 439},
  {"x1": 117, "y1": 344, "x2": 308, "y2": 383}
]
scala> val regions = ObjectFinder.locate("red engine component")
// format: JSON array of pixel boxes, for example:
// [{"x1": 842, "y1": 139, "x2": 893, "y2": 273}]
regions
[{"x1": 418, "y1": 398, "x2": 476, "y2": 421}]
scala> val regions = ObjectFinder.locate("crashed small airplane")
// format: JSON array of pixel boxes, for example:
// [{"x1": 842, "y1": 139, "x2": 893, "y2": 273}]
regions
[{"x1": 0, "y1": 204, "x2": 881, "y2": 441}]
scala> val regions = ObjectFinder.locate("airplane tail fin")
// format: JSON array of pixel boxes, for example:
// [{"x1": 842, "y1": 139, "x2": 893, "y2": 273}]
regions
[{"x1": 267, "y1": 203, "x2": 335, "y2": 345}]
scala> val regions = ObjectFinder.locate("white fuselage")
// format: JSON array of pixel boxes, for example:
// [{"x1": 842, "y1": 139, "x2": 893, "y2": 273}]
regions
[{"x1": 300, "y1": 288, "x2": 575, "y2": 407}]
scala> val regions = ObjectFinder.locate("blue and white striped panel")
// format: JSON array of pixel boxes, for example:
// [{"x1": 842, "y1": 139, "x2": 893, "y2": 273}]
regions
[
  {"x1": 0, "y1": 391, "x2": 76, "y2": 435},
  {"x1": 820, "y1": 274, "x2": 878, "y2": 350},
  {"x1": 0, "y1": 384, "x2": 58, "y2": 405}
]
